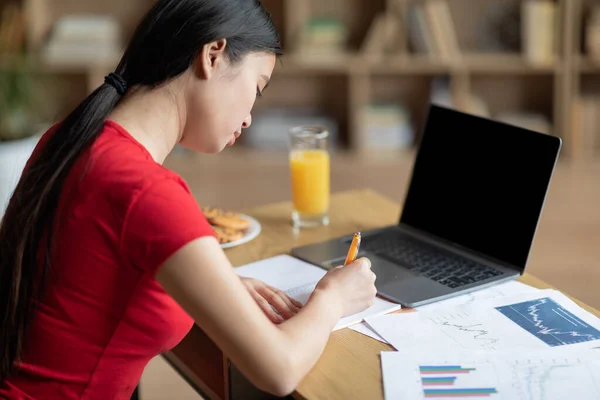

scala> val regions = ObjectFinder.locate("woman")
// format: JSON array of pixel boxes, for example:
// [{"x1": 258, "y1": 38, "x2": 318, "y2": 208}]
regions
[{"x1": 0, "y1": 0, "x2": 377, "y2": 398}]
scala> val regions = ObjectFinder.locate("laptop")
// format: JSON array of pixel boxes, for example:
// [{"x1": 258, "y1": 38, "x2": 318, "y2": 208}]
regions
[{"x1": 291, "y1": 104, "x2": 562, "y2": 308}]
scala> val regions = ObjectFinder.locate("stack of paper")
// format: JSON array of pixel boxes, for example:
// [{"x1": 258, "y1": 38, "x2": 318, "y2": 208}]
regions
[
  {"x1": 364, "y1": 286, "x2": 600, "y2": 399},
  {"x1": 234, "y1": 255, "x2": 401, "y2": 331},
  {"x1": 349, "y1": 280, "x2": 540, "y2": 344},
  {"x1": 367, "y1": 289, "x2": 600, "y2": 352}
]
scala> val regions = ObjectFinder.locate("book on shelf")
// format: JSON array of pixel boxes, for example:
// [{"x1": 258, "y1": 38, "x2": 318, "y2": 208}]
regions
[
  {"x1": 296, "y1": 17, "x2": 348, "y2": 59},
  {"x1": 406, "y1": 0, "x2": 460, "y2": 62},
  {"x1": 522, "y1": 0, "x2": 556, "y2": 65},
  {"x1": 360, "y1": 12, "x2": 404, "y2": 59},
  {"x1": 362, "y1": 102, "x2": 414, "y2": 150},
  {"x1": 423, "y1": 0, "x2": 460, "y2": 62},
  {"x1": 407, "y1": 4, "x2": 437, "y2": 56},
  {"x1": 360, "y1": 13, "x2": 387, "y2": 59},
  {"x1": 40, "y1": 15, "x2": 123, "y2": 67},
  {"x1": 50, "y1": 15, "x2": 122, "y2": 44},
  {"x1": 359, "y1": 0, "x2": 461, "y2": 62}
]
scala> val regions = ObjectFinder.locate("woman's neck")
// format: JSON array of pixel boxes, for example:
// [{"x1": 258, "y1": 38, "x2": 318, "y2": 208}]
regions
[{"x1": 107, "y1": 83, "x2": 186, "y2": 164}]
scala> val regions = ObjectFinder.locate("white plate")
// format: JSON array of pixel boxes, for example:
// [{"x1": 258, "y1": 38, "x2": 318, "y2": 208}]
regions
[{"x1": 220, "y1": 214, "x2": 262, "y2": 249}]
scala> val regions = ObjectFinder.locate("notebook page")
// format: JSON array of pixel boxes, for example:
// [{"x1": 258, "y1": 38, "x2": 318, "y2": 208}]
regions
[{"x1": 235, "y1": 255, "x2": 401, "y2": 331}]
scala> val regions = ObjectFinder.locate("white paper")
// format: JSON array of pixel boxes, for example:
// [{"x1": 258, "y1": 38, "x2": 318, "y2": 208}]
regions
[
  {"x1": 415, "y1": 280, "x2": 540, "y2": 312},
  {"x1": 349, "y1": 322, "x2": 389, "y2": 344},
  {"x1": 349, "y1": 281, "x2": 538, "y2": 344},
  {"x1": 367, "y1": 289, "x2": 600, "y2": 353},
  {"x1": 235, "y1": 255, "x2": 325, "y2": 292},
  {"x1": 235, "y1": 255, "x2": 401, "y2": 331},
  {"x1": 381, "y1": 348, "x2": 600, "y2": 400}
]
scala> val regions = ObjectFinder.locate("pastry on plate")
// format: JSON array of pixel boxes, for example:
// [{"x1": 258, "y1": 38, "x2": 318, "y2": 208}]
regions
[
  {"x1": 202, "y1": 206, "x2": 250, "y2": 231},
  {"x1": 211, "y1": 225, "x2": 245, "y2": 245}
]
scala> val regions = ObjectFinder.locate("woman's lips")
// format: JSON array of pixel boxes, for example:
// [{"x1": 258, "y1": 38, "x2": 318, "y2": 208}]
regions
[{"x1": 227, "y1": 131, "x2": 242, "y2": 146}]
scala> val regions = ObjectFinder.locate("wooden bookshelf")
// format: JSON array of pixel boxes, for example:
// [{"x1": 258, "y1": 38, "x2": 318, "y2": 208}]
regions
[
  {"x1": 6, "y1": 0, "x2": 600, "y2": 159},
  {"x1": 271, "y1": 0, "x2": 574, "y2": 155}
]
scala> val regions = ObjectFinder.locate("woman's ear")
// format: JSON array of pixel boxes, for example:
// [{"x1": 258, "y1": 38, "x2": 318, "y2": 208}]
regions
[{"x1": 193, "y1": 39, "x2": 228, "y2": 80}]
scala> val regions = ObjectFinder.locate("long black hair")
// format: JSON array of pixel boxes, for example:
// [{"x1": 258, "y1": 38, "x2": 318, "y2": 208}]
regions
[{"x1": 0, "y1": 0, "x2": 281, "y2": 379}]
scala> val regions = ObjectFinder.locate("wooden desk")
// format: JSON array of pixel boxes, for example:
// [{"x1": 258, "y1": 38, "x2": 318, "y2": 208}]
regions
[{"x1": 164, "y1": 189, "x2": 600, "y2": 400}]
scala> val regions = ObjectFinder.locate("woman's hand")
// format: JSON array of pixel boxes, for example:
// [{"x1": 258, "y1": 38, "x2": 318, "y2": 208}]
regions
[
  {"x1": 240, "y1": 277, "x2": 303, "y2": 324},
  {"x1": 314, "y1": 257, "x2": 377, "y2": 317}
]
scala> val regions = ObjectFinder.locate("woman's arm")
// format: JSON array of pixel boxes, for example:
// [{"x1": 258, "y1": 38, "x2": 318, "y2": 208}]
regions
[{"x1": 156, "y1": 235, "x2": 375, "y2": 396}]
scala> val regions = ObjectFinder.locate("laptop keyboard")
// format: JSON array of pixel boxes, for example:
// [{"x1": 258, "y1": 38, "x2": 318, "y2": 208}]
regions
[{"x1": 361, "y1": 232, "x2": 504, "y2": 289}]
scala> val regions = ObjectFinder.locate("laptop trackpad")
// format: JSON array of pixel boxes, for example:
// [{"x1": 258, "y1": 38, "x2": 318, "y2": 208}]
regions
[
  {"x1": 369, "y1": 255, "x2": 450, "y2": 306},
  {"x1": 370, "y1": 254, "x2": 418, "y2": 283}
]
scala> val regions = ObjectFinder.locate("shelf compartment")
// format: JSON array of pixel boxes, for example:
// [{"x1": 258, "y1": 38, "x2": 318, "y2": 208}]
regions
[{"x1": 468, "y1": 74, "x2": 556, "y2": 136}]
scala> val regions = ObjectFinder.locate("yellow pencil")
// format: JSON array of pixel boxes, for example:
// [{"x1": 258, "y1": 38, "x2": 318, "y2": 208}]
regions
[{"x1": 344, "y1": 232, "x2": 361, "y2": 266}]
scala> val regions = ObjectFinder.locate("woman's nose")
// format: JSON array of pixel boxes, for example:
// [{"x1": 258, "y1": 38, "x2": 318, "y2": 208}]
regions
[{"x1": 242, "y1": 114, "x2": 252, "y2": 129}]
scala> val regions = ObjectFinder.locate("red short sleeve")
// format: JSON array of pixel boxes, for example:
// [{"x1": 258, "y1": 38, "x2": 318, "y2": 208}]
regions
[{"x1": 121, "y1": 177, "x2": 216, "y2": 275}]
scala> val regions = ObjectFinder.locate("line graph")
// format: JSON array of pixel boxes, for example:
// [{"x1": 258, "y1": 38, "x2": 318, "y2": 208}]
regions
[
  {"x1": 436, "y1": 321, "x2": 500, "y2": 348},
  {"x1": 428, "y1": 312, "x2": 502, "y2": 350},
  {"x1": 522, "y1": 365, "x2": 567, "y2": 400},
  {"x1": 513, "y1": 360, "x2": 600, "y2": 400},
  {"x1": 495, "y1": 297, "x2": 600, "y2": 347}
]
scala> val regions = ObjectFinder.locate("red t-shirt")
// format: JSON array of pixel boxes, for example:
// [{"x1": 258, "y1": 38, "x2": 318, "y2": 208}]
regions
[{"x1": 0, "y1": 120, "x2": 216, "y2": 399}]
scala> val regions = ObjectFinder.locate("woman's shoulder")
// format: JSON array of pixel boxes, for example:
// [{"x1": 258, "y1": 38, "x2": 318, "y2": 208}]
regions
[
  {"x1": 58, "y1": 120, "x2": 194, "y2": 216},
  {"x1": 89, "y1": 120, "x2": 187, "y2": 188}
]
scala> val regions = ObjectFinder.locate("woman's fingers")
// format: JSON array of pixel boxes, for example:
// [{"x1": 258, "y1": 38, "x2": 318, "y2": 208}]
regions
[
  {"x1": 286, "y1": 291, "x2": 303, "y2": 309},
  {"x1": 250, "y1": 289, "x2": 283, "y2": 324},
  {"x1": 241, "y1": 277, "x2": 303, "y2": 323},
  {"x1": 268, "y1": 284, "x2": 303, "y2": 310},
  {"x1": 256, "y1": 285, "x2": 297, "y2": 320}
]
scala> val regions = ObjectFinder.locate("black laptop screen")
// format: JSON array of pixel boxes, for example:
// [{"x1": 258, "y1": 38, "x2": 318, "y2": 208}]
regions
[{"x1": 400, "y1": 105, "x2": 561, "y2": 270}]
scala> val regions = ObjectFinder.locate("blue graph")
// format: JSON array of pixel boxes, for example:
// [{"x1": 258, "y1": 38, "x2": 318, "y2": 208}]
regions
[{"x1": 495, "y1": 297, "x2": 600, "y2": 347}]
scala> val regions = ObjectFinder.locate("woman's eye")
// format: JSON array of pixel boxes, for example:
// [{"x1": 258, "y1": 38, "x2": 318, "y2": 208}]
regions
[{"x1": 256, "y1": 88, "x2": 263, "y2": 98}]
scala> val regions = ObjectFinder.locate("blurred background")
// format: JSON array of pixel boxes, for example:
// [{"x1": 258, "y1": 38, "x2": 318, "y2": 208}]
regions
[{"x1": 1, "y1": 0, "x2": 599, "y2": 398}]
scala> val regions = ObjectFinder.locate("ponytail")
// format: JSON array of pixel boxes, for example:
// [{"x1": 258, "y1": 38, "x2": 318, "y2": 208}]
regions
[{"x1": 0, "y1": 76, "x2": 125, "y2": 379}]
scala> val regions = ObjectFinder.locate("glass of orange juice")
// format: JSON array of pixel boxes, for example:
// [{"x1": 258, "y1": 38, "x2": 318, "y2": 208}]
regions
[{"x1": 289, "y1": 126, "x2": 330, "y2": 228}]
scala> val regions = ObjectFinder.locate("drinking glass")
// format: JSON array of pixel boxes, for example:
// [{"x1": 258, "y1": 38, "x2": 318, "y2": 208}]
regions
[{"x1": 289, "y1": 126, "x2": 330, "y2": 228}]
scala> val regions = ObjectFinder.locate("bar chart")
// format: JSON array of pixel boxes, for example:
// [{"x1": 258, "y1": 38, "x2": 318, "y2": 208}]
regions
[{"x1": 418, "y1": 365, "x2": 499, "y2": 399}]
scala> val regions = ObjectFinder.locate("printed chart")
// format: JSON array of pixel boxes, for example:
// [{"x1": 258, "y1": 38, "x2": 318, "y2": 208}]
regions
[
  {"x1": 495, "y1": 297, "x2": 600, "y2": 347},
  {"x1": 509, "y1": 352, "x2": 600, "y2": 400},
  {"x1": 418, "y1": 364, "x2": 499, "y2": 398},
  {"x1": 366, "y1": 291, "x2": 600, "y2": 352},
  {"x1": 381, "y1": 350, "x2": 600, "y2": 400}
]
